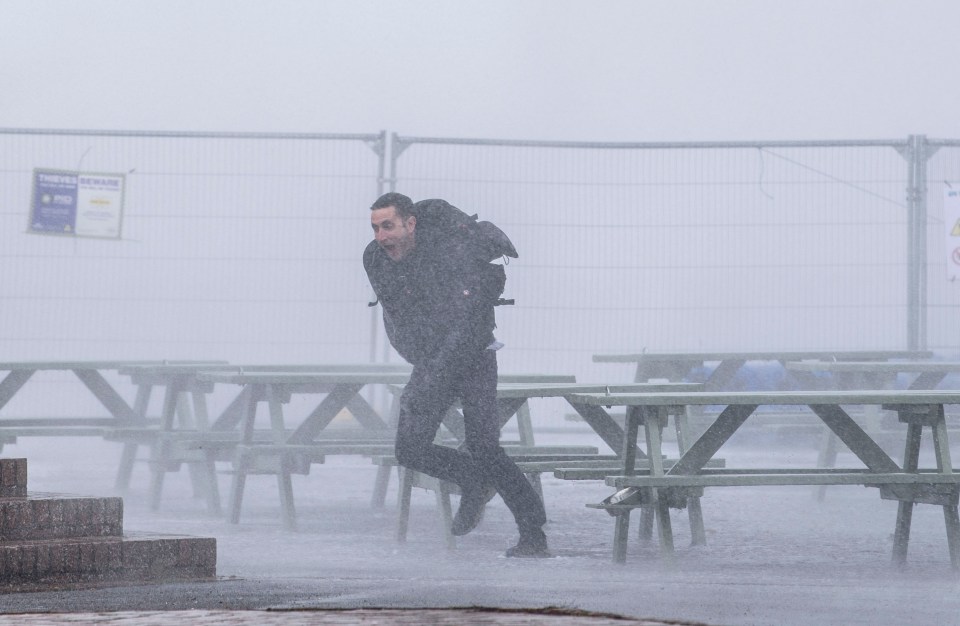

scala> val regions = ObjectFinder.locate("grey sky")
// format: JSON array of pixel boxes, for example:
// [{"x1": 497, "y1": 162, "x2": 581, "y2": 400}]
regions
[{"x1": 2, "y1": 0, "x2": 958, "y2": 141}]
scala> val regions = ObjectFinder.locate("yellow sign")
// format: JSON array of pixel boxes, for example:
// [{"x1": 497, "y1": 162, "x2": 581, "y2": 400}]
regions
[{"x1": 952, "y1": 218, "x2": 960, "y2": 236}]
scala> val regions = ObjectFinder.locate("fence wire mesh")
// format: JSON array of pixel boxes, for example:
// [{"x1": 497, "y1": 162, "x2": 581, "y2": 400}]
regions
[
  {"x1": 0, "y1": 129, "x2": 384, "y2": 365},
  {"x1": 0, "y1": 129, "x2": 957, "y2": 389},
  {"x1": 392, "y1": 135, "x2": 958, "y2": 380}
]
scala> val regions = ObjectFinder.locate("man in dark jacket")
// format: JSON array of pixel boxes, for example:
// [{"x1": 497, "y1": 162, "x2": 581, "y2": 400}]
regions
[{"x1": 364, "y1": 192, "x2": 549, "y2": 557}]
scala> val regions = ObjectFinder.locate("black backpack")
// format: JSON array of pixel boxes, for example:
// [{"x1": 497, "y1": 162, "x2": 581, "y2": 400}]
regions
[{"x1": 412, "y1": 199, "x2": 518, "y2": 305}]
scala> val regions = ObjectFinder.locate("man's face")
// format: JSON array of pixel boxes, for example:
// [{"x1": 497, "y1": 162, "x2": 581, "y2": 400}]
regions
[{"x1": 371, "y1": 206, "x2": 417, "y2": 261}]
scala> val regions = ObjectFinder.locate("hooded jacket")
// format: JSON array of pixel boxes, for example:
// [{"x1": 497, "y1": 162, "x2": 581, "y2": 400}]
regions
[{"x1": 363, "y1": 234, "x2": 504, "y2": 370}]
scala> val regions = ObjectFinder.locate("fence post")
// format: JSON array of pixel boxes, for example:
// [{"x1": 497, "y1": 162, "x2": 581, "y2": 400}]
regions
[{"x1": 904, "y1": 135, "x2": 939, "y2": 350}]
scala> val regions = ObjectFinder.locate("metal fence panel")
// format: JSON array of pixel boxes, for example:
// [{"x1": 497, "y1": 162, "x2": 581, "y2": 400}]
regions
[
  {"x1": 392, "y1": 135, "x2": 934, "y2": 379},
  {"x1": 0, "y1": 129, "x2": 384, "y2": 365},
  {"x1": 925, "y1": 140, "x2": 960, "y2": 353}
]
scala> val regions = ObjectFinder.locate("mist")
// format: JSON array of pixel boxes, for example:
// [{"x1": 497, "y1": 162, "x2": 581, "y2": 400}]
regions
[{"x1": 1, "y1": 2, "x2": 960, "y2": 624}]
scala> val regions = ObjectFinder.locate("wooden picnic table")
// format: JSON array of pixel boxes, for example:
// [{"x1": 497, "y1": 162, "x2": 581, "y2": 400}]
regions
[
  {"x1": 785, "y1": 360, "x2": 960, "y2": 500},
  {"x1": 0, "y1": 360, "x2": 226, "y2": 452},
  {"x1": 194, "y1": 371, "x2": 616, "y2": 527},
  {"x1": 0, "y1": 360, "x2": 174, "y2": 426},
  {"x1": 114, "y1": 364, "x2": 587, "y2": 518},
  {"x1": 111, "y1": 363, "x2": 409, "y2": 497},
  {"x1": 568, "y1": 389, "x2": 960, "y2": 570},
  {"x1": 191, "y1": 370, "x2": 412, "y2": 529},
  {"x1": 592, "y1": 350, "x2": 935, "y2": 389}
]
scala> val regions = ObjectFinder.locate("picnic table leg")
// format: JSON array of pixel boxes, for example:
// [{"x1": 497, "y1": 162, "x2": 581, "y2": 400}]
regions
[
  {"x1": 930, "y1": 407, "x2": 960, "y2": 570},
  {"x1": 370, "y1": 392, "x2": 403, "y2": 507},
  {"x1": 516, "y1": 402, "x2": 536, "y2": 446},
  {"x1": 815, "y1": 431, "x2": 840, "y2": 502},
  {"x1": 277, "y1": 456, "x2": 297, "y2": 531},
  {"x1": 371, "y1": 465, "x2": 394, "y2": 508},
  {"x1": 675, "y1": 407, "x2": 706, "y2": 546},
  {"x1": 436, "y1": 480, "x2": 456, "y2": 550},
  {"x1": 637, "y1": 409, "x2": 665, "y2": 545},
  {"x1": 397, "y1": 466, "x2": 414, "y2": 542},
  {"x1": 227, "y1": 387, "x2": 258, "y2": 524},
  {"x1": 266, "y1": 385, "x2": 297, "y2": 531},
  {"x1": 149, "y1": 385, "x2": 180, "y2": 511},
  {"x1": 176, "y1": 392, "x2": 208, "y2": 500},
  {"x1": 655, "y1": 495, "x2": 676, "y2": 557},
  {"x1": 644, "y1": 407, "x2": 675, "y2": 557},
  {"x1": 892, "y1": 421, "x2": 923, "y2": 567},
  {"x1": 622, "y1": 407, "x2": 654, "y2": 543},
  {"x1": 638, "y1": 507, "x2": 655, "y2": 541},
  {"x1": 613, "y1": 511, "x2": 631, "y2": 563},
  {"x1": 944, "y1": 507, "x2": 960, "y2": 571},
  {"x1": 228, "y1": 468, "x2": 247, "y2": 525},
  {"x1": 114, "y1": 382, "x2": 153, "y2": 492},
  {"x1": 189, "y1": 388, "x2": 221, "y2": 515}
]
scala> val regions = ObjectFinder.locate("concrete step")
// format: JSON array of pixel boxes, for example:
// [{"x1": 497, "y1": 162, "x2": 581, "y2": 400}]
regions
[
  {"x1": 0, "y1": 493, "x2": 123, "y2": 541},
  {"x1": 0, "y1": 459, "x2": 27, "y2": 498},
  {"x1": 0, "y1": 532, "x2": 216, "y2": 591},
  {"x1": 0, "y1": 457, "x2": 217, "y2": 591}
]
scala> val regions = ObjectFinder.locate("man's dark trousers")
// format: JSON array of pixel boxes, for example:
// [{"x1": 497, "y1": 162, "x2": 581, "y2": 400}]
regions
[{"x1": 395, "y1": 348, "x2": 546, "y2": 531}]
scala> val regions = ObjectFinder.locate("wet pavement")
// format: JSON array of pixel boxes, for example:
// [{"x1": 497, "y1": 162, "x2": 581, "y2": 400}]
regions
[
  {"x1": 0, "y1": 607, "x2": 686, "y2": 625},
  {"x1": 3, "y1": 427, "x2": 960, "y2": 625}
]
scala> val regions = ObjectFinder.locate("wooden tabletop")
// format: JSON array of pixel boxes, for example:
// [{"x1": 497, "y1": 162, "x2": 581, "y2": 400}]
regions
[
  {"x1": 118, "y1": 362, "x2": 412, "y2": 376},
  {"x1": 0, "y1": 360, "x2": 227, "y2": 371},
  {"x1": 196, "y1": 371, "x2": 413, "y2": 385},
  {"x1": 593, "y1": 350, "x2": 935, "y2": 363},
  {"x1": 493, "y1": 382, "x2": 700, "y2": 398},
  {"x1": 568, "y1": 389, "x2": 960, "y2": 406}
]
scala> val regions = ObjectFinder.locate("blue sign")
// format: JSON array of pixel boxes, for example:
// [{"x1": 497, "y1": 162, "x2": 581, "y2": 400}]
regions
[{"x1": 30, "y1": 169, "x2": 78, "y2": 234}]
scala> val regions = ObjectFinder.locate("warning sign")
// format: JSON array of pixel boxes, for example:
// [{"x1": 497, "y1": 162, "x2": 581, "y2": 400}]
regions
[
  {"x1": 28, "y1": 168, "x2": 125, "y2": 239},
  {"x1": 952, "y1": 218, "x2": 960, "y2": 237}
]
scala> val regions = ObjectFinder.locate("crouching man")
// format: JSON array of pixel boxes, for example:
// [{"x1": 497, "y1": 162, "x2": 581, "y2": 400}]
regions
[{"x1": 363, "y1": 192, "x2": 549, "y2": 557}]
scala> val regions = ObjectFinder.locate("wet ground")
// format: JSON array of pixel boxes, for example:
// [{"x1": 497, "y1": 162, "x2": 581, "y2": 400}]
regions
[{"x1": 2, "y1": 423, "x2": 959, "y2": 625}]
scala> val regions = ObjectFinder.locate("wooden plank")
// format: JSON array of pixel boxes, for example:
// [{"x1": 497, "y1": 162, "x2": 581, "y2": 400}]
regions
[
  {"x1": 0, "y1": 426, "x2": 105, "y2": 437},
  {"x1": 493, "y1": 382, "x2": 699, "y2": 398},
  {"x1": 545, "y1": 457, "x2": 726, "y2": 475},
  {"x1": 119, "y1": 362, "x2": 409, "y2": 376},
  {"x1": 0, "y1": 417, "x2": 149, "y2": 427},
  {"x1": 197, "y1": 371, "x2": 411, "y2": 385},
  {"x1": 240, "y1": 443, "x2": 394, "y2": 457},
  {"x1": 592, "y1": 350, "x2": 934, "y2": 363}
]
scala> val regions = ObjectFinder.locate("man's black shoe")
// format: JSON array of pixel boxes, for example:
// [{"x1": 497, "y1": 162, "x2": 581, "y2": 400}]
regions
[
  {"x1": 505, "y1": 528, "x2": 551, "y2": 558},
  {"x1": 451, "y1": 484, "x2": 496, "y2": 536}
]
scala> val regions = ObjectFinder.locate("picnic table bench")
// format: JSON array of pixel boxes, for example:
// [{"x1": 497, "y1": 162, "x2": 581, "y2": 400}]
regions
[{"x1": 568, "y1": 389, "x2": 960, "y2": 570}]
